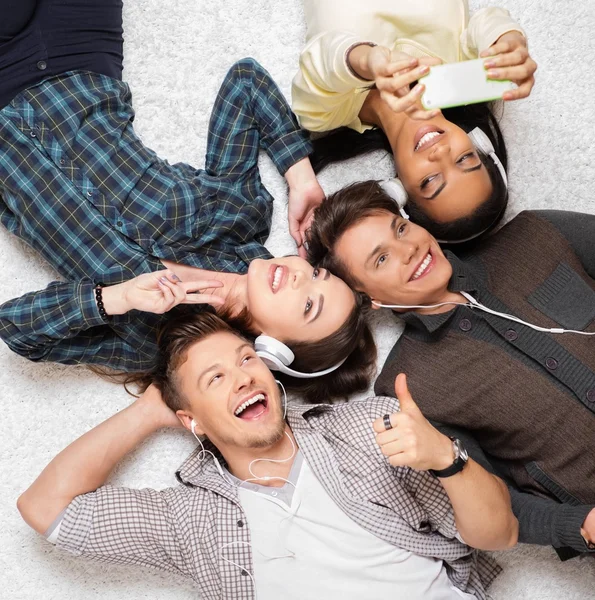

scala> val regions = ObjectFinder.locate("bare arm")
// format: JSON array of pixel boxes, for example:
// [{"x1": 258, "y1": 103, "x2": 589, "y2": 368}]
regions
[
  {"x1": 17, "y1": 386, "x2": 180, "y2": 535},
  {"x1": 374, "y1": 374, "x2": 518, "y2": 551}
]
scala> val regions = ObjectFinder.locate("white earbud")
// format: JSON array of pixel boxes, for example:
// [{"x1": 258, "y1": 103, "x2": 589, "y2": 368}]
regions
[
  {"x1": 372, "y1": 293, "x2": 595, "y2": 336},
  {"x1": 190, "y1": 419, "x2": 226, "y2": 478},
  {"x1": 254, "y1": 335, "x2": 346, "y2": 379}
]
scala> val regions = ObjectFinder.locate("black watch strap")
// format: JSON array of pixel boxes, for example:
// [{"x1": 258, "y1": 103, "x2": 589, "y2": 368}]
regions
[{"x1": 429, "y1": 437, "x2": 468, "y2": 478}]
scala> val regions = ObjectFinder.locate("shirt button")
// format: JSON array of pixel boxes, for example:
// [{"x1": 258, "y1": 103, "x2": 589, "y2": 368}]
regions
[
  {"x1": 87, "y1": 191, "x2": 93, "y2": 197},
  {"x1": 117, "y1": 220, "x2": 123, "y2": 227},
  {"x1": 237, "y1": 520, "x2": 244, "y2": 528},
  {"x1": 586, "y1": 389, "x2": 595, "y2": 403},
  {"x1": 505, "y1": 329, "x2": 518, "y2": 341},
  {"x1": 241, "y1": 569, "x2": 250, "y2": 577},
  {"x1": 459, "y1": 318, "x2": 472, "y2": 332},
  {"x1": 59, "y1": 159, "x2": 66, "y2": 166},
  {"x1": 545, "y1": 357, "x2": 558, "y2": 370},
  {"x1": 29, "y1": 130, "x2": 37, "y2": 138},
  {"x1": 271, "y1": 491, "x2": 278, "y2": 497},
  {"x1": 37, "y1": 61, "x2": 47, "y2": 71}
]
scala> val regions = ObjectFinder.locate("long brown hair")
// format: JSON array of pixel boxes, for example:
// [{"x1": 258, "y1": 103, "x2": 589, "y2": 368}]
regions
[{"x1": 97, "y1": 296, "x2": 376, "y2": 405}]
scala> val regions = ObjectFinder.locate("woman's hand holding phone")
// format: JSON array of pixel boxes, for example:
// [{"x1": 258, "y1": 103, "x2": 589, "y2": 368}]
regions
[
  {"x1": 348, "y1": 44, "x2": 442, "y2": 120},
  {"x1": 482, "y1": 31, "x2": 537, "y2": 101}
]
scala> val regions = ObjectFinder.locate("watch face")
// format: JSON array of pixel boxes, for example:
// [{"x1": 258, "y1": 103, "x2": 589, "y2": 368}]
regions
[{"x1": 454, "y1": 439, "x2": 469, "y2": 462}]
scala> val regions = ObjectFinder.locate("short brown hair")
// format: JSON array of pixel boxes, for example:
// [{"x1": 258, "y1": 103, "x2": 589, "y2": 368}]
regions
[
  {"x1": 151, "y1": 312, "x2": 241, "y2": 412},
  {"x1": 307, "y1": 180, "x2": 400, "y2": 291}
]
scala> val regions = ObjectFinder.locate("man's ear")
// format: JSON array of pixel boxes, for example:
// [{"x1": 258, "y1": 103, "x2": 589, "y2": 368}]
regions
[{"x1": 176, "y1": 410, "x2": 205, "y2": 435}]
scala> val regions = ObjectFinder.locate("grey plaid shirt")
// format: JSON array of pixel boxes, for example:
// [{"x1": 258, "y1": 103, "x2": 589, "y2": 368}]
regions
[{"x1": 56, "y1": 397, "x2": 500, "y2": 599}]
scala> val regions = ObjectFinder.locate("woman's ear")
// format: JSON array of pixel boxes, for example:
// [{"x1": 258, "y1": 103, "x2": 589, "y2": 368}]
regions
[{"x1": 370, "y1": 299, "x2": 382, "y2": 310}]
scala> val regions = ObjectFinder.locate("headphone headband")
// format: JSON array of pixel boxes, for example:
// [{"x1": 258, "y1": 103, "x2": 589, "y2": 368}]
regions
[{"x1": 254, "y1": 335, "x2": 347, "y2": 379}]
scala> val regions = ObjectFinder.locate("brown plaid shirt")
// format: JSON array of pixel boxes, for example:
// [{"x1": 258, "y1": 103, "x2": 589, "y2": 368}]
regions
[{"x1": 56, "y1": 397, "x2": 500, "y2": 599}]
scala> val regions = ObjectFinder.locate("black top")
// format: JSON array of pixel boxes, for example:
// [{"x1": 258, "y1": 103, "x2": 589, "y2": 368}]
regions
[{"x1": 0, "y1": 0, "x2": 123, "y2": 110}]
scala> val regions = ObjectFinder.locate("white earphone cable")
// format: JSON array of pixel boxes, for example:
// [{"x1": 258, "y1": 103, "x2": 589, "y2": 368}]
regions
[{"x1": 373, "y1": 293, "x2": 595, "y2": 336}]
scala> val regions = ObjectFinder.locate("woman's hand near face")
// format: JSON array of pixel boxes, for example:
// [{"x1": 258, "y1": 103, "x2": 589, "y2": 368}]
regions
[
  {"x1": 482, "y1": 31, "x2": 537, "y2": 101},
  {"x1": 285, "y1": 157, "x2": 325, "y2": 259},
  {"x1": 349, "y1": 44, "x2": 442, "y2": 120},
  {"x1": 101, "y1": 270, "x2": 225, "y2": 316}
]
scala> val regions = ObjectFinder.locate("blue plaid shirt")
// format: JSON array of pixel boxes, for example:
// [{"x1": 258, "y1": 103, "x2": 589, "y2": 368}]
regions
[{"x1": 0, "y1": 59, "x2": 312, "y2": 370}]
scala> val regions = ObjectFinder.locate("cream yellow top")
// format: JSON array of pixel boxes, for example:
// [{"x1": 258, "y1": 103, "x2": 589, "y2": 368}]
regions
[{"x1": 292, "y1": 0, "x2": 525, "y2": 132}]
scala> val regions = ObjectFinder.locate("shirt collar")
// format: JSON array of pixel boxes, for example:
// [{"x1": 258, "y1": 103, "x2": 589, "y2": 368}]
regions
[
  {"x1": 175, "y1": 403, "x2": 330, "y2": 489},
  {"x1": 398, "y1": 251, "x2": 484, "y2": 334}
]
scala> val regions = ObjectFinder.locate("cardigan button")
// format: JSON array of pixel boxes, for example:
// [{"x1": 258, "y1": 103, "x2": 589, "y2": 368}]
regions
[
  {"x1": 459, "y1": 318, "x2": 472, "y2": 332},
  {"x1": 504, "y1": 329, "x2": 518, "y2": 341},
  {"x1": 545, "y1": 357, "x2": 558, "y2": 370},
  {"x1": 37, "y1": 60, "x2": 47, "y2": 71},
  {"x1": 587, "y1": 389, "x2": 595, "y2": 403}
]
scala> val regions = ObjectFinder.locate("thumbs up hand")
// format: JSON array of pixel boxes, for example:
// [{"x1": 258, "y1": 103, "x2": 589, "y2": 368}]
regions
[{"x1": 373, "y1": 374, "x2": 455, "y2": 471}]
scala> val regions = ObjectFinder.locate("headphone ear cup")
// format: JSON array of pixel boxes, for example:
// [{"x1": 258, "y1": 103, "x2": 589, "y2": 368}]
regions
[
  {"x1": 254, "y1": 335, "x2": 295, "y2": 367},
  {"x1": 468, "y1": 127, "x2": 508, "y2": 188},
  {"x1": 255, "y1": 349, "x2": 286, "y2": 373},
  {"x1": 379, "y1": 178, "x2": 408, "y2": 208},
  {"x1": 468, "y1": 127, "x2": 495, "y2": 155}
]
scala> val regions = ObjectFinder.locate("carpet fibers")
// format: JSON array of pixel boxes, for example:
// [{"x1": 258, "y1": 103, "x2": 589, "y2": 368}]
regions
[{"x1": 1, "y1": 1, "x2": 594, "y2": 598}]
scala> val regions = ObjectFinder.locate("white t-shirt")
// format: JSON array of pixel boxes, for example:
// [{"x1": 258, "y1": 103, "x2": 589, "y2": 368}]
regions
[{"x1": 236, "y1": 453, "x2": 475, "y2": 600}]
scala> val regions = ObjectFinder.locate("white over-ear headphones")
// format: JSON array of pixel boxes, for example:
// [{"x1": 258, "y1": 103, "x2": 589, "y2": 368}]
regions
[
  {"x1": 254, "y1": 335, "x2": 346, "y2": 379},
  {"x1": 379, "y1": 126, "x2": 508, "y2": 220}
]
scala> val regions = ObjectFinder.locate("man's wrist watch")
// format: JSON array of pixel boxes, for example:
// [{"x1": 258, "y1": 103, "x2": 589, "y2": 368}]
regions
[{"x1": 429, "y1": 437, "x2": 469, "y2": 478}]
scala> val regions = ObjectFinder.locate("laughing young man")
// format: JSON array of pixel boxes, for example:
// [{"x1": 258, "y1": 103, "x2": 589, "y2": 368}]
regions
[
  {"x1": 17, "y1": 313, "x2": 517, "y2": 599},
  {"x1": 307, "y1": 180, "x2": 595, "y2": 560}
]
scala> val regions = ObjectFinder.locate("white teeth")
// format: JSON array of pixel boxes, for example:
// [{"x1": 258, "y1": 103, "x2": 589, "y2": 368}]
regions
[
  {"x1": 411, "y1": 253, "x2": 432, "y2": 280},
  {"x1": 415, "y1": 131, "x2": 441, "y2": 151},
  {"x1": 272, "y1": 267, "x2": 282, "y2": 291},
  {"x1": 234, "y1": 393, "x2": 266, "y2": 416}
]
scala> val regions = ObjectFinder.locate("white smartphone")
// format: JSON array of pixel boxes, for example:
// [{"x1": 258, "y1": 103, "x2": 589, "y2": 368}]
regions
[{"x1": 420, "y1": 58, "x2": 516, "y2": 110}]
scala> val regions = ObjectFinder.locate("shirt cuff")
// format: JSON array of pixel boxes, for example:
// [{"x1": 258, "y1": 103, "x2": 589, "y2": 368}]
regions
[
  {"x1": 268, "y1": 131, "x2": 313, "y2": 177},
  {"x1": 55, "y1": 493, "x2": 97, "y2": 556},
  {"x1": 77, "y1": 278, "x2": 132, "y2": 327}
]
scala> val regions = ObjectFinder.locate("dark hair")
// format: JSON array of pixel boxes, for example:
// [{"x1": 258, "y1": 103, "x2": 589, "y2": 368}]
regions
[
  {"x1": 307, "y1": 180, "x2": 399, "y2": 290},
  {"x1": 310, "y1": 103, "x2": 508, "y2": 244},
  {"x1": 108, "y1": 297, "x2": 377, "y2": 406},
  {"x1": 215, "y1": 296, "x2": 377, "y2": 404}
]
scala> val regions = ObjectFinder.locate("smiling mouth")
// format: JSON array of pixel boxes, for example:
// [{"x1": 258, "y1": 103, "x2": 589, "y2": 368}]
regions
[
  {"x1": 414, "y1": 127, "x2": 444, "y2": 152},
  {"x1": 234, "y1": 393, "x2": 269, "y2": 420},
  {"x1": 269, "y1": 265, "x2": 287, "y2": 294},
  {"x1": 409, "y1": 251, "x2": 435, "y2": 281}
]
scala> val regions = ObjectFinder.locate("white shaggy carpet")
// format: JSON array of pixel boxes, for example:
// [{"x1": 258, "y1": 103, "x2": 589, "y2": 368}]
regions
[{"x1": 1, "y1": 0, "x2": 595, "y2": 598}]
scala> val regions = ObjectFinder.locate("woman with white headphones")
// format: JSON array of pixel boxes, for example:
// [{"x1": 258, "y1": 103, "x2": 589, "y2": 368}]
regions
[{"x1": 292, "y1": 0, "x2": 537, "y2": 244}]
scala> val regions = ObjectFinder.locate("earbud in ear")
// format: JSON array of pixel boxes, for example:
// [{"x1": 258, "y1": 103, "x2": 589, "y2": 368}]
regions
[{"x1": 191, "y1": 419, "x2": 197, "y2": 433}]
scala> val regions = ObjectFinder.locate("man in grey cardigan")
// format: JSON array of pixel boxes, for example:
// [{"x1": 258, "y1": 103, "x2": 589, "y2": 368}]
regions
[
  {"x1": 307, "y1": 180, "x2": 595, "y2": 560},
  {"x1": 17, "y1": 313, "x2": 517, "y2": 599}
]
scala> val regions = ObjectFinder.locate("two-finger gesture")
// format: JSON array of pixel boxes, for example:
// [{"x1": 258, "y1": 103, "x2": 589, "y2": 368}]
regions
[
  {"x1": 482, "y1": 31, "x2": 537, "y2": 101},
  {"x1": 124, "y1": 270, "x2": 225, "y2": 315},
  {"x1": 373, "y1": 374, "x2": 454, "y2": 471}
]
